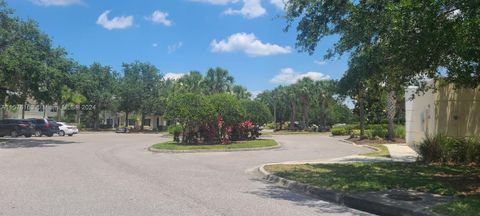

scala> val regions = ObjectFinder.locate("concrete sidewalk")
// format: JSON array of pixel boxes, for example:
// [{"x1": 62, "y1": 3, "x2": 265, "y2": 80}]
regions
[{"x1": 385, "y1": 144, "x2": 418, "y2": 162}]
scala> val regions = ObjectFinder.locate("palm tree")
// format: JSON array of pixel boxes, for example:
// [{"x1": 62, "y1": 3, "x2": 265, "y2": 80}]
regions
[
  {"x1": 296, "y1": 78, "x2": 314, "y2": 130},
  {"x1": 314, "y1": 80, "x2": 335, "y2": 130},
  {"x1": 204, "y1": 67, "x2": 234, "y2": 94},
  {"x1": 285, "y1": 85, "x2": 298, "y2": 130},
  {"x1": 178, "y1": 71, "x2": 204, "y2": 94},
  {"x1": 231, "y1": 85, "x2": 252, "y2": 100},
  {"x1": 71, "y1": 92, "x2": 87, "y2": 124}
]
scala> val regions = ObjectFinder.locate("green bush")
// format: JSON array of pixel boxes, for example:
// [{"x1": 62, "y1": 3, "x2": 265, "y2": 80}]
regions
[
  {"x1": 168, "y1": 125, "x2": 183, "y2": 142},
  {"x1": 331, "y1": 127, "x2": 349, "y2": 136},
  {"x1": 265, "y1": 122, "x2": 275, "y2": 129},
  {"x1": 395, "y1": 125, "x2": 406, "y2": 139},
  {"x1": 334, "y1": 124, "x2": 403, "y2": 139},
  {"x1": 367, "y1": 125, "x2": 387, "y2": 140},
  {"x1": 351, "y1": 129, "x2": 361, "y2": 136},
  {"x1": 419, "y1": 134, "x2": 480, "y2": 164}
]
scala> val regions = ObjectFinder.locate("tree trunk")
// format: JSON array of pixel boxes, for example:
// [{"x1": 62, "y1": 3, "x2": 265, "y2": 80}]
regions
[
  {"x1": 273, "y1": 104, "x2": 277, "y2": 130},
  {"x1": 56, "y1": 101, "x2": 62, "y2": 122},
  {"x1": 289, "y1": 101, "x2": 296, "y2": 130},
  {"x1": 125, "y1": 112, "x2": 129, "y2": 127},
  {"x1": 320, "y1": 100, "x2": 327, "y2": 130},
  {"x1": 301, "y1": 97, "x2": 307, "y2": 130},
  {"x1": 359, "y1": 89, "x2": 366, "y2": 137},
  {"x1": 93, "y1": 111, "x2": 99, "y2": 130},
  {"x1": 75, "y1": 105, "x2": 81, "y2": 124},
  {"x1": 386, "y1": 90, "x2": 397, "y2": 141},
  {"x1": 140, "y1": 113, "x2": 145, "y2": 131},
  {"x1": 21, "y1": 102, "x2": 26, "y2": 119}
]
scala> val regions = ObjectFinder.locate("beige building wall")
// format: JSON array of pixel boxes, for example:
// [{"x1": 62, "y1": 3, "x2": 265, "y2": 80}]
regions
[
  {"x1": 2, "y1": 104, "x2": 62, "y2": 120},
  {"x1": 110, "y1": 112, "x2": 167, "y2": 130},
  {"x1": 406, "y1": 82, "x2": 480, "y2": 148}
]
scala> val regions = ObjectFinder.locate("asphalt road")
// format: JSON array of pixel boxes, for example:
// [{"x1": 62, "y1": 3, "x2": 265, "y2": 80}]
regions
[{"x1": 0, "y1": 133, "x2": 373, "y2": 216}]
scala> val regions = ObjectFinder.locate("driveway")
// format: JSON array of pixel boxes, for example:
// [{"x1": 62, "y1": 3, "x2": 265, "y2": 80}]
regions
[{"x1": 0, "y1": 133, "x2": 372, "y2": 216}]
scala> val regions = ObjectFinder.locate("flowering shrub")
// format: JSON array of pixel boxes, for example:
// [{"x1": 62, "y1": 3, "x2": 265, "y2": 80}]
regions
[{"x1": 166, "y1": 93, "x2": 267, "y2": 144}]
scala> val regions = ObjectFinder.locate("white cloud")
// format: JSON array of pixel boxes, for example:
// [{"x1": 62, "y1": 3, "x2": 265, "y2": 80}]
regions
[
  {"x1": 164, "y1": 73, "x2": 185, "y2": 80},
  {"x1": 270, "y1": 0, "x2": 285, "y2": 10},
  {"x1": 191, "y1": 0, "x2": 238, "y2": 5},
  {"x1": 96, "y1": 11, "x2": 133, "y2": 30},
  {"x1": 211, "y1": 32, "x2": 291, "y2": 57},
  {"x1": 250, "y1": 90, "x2": 262, "y2": 99},
  {"x1": 314, "y1": 60, "x2": 327, "y2": 65},
  {"x1": 270, "y1": 68, "x2": 330, "y2": 84},
  {"x1": 224, "y1": 0, "x2": 266, "y2": 18},
  {"x1": 168, "y1": 42, "x2": 183, "y2": 54},
  {"x1": 146, "y1": 10, "x2": 173, "y2": 26},
  {"x1": 152, "y1": 43, "x2": 158, "y2": 47},
  {"x1": 30, "y1": 0, "x2": 82, "y2": 6}
]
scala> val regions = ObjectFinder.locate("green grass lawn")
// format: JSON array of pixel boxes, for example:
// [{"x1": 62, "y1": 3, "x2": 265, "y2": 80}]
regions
[
  {"x1": 265, "y1": 162, "x2": 480, "y2": 215},
  {"x1": 151, "y1": 139, "x2": 278, "y2": 151},
  {"x1": 434, "y1": 196, "x2": 480, "y2": 216},
  {"x1": 360, "y1": 144, "x2": 391, "y2": 158}
]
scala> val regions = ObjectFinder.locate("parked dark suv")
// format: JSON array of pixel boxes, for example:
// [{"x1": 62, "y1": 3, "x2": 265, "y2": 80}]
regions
[
  {"x1": 28, "y1": 118, "x2": 60, "y2": 137},
  {"x1": 0, "y1": 119, "x2": 35, "y2": 138}
]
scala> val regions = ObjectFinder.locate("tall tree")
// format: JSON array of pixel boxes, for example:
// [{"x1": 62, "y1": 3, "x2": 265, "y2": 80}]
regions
[
  {"x1": 76, "y1": 63, "x2": 117, "y2": 130},
  {"x1": 231, "y1": 85, "x2": 252, "y2": 100},
  {"x1": 204, "y1": 67, "x2": 234, "y2": 94},
  {"x1": 118, "y1": 63, "x2": 143, "y2": 127},
  {"x1": 178, "y1": 71, "x2": 204, "y2": 94},
  {"x1": 295, "y1": 78, "x2": 314, "y2": 130},
  {"x1": 285, "y1": 0, "x2": 480, "y2": 87},
  {"x1": 285, "y1": 85, "x2": 298, "y2": 130}
]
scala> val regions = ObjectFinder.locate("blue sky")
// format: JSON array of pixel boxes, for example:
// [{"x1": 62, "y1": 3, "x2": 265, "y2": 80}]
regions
[{"x1": 7, "y1": 0, "x2": 350, "y2": 95}]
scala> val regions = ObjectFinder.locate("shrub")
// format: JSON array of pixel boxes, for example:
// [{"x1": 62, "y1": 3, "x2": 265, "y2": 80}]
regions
[
  {"x1": 168, "y1": 125, "x2": 183, "y2": 142},
  {"x1": 366, "y1": 125, "x2": 387, "y2": 140},
  {"x1": 265, "y1": 122, "x2": 275, "y2": 129},
  {"x1": 331, "y1": 127, "x2": 348, "y2": 136},
  {"x1": 395, "y1": 125, "x2": 406, "y2": 139},
  {"x1": 350, "y1": 129, "x2": 361, "y2": 137},
  {"x1": 419, "y1": 134, "x2": 480, "y2": 164}
]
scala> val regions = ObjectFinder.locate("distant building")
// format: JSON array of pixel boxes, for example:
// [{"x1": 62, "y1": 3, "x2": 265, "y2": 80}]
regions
[
  {"x1": 1, "y1": 101, "x2": 62, "y2": 120},
  {"x1": 0, "y1": 96, "x2": 168, "y2": 130},
  {"x1": 405, "y1": 82, "x2": 480, "y2": 148},
  {"x1": 106, "y1": 112, "x2": 167, "y2": 130}
]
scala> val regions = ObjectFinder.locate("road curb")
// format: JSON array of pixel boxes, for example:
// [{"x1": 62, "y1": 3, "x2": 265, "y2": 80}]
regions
[
  {"x1": 148, "y1": 142, "x2": 282, "y2": 153},
  {"x1": 258, "y1": 164, "x2": 445, "y2": 216}
]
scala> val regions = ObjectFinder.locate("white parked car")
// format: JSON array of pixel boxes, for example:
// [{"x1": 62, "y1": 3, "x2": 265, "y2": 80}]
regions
[{"x1": 57, "y1": 122, "x2": 78, "y2": 136}]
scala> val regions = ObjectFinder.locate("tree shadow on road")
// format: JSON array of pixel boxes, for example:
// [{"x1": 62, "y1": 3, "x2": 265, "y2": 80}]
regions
[
  {"x1": 246, "y1": 179, "x2": 372, "y2": 215},
  {"x1": 0, "y1": 138, "x2": 78, "y2": 149}
]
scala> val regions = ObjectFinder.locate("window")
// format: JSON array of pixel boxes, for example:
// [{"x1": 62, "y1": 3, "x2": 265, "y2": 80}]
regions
[
  {"x1": 143, "y1": 119, "x2": 151, "y2": 126},
  {"x1": 38, "y1": 105, "x2": 44, "y2": 112},
  {"x1": 50, "y1": 106, "x2": 57, "y2": 112}
]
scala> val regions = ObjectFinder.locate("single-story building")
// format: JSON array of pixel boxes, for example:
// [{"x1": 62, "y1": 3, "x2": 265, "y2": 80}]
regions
[{"x1": 405, "y1": 82, "x2": 480, "y2": 148}]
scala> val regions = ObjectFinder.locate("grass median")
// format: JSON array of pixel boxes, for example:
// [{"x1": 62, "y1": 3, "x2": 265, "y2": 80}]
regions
[
  {"x1": 265, "y1": 162, "x2": 480, "y2": 216},
  {"x1": 360, "y1": 144, "x2": 391, "y2": 158},
  {"x1": 151, "y1": 139, "x2": 278, "y2": 151}
]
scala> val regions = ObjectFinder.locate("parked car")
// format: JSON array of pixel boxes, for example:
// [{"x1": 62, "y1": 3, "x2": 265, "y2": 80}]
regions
[
  {"x1": 56, "y1": 122, "x2": 78, "y2": 136},
  {"x1": 0, "y1": 119, "x2": 35, "y2": 138},
  {"x1": 28, "y1": 118, "x2": 60, "y2": 137}
]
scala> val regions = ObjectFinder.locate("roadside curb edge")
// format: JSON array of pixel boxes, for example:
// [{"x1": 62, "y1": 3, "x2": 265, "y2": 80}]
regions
[
  {"x1": 148, "y1": 142, "x2": 282, "y2": 153},
  {"x1": 258, "y1": 163, "x2": 444, "y2": 216}
]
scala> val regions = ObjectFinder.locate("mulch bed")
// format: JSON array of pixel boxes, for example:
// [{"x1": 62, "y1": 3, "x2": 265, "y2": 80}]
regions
[{"x1": 347, "y1": 137, "x2": 406, "y2": 145}]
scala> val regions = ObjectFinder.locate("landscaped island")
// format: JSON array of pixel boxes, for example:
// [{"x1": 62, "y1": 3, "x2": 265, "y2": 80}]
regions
[{"x1": 151, "y1": 139, "x2": 278, "y2": 151}]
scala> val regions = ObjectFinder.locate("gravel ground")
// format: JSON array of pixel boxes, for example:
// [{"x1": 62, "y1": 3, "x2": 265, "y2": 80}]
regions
[{"x1": 0, "y1": 133, "x2": 373, "y2": 216}]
